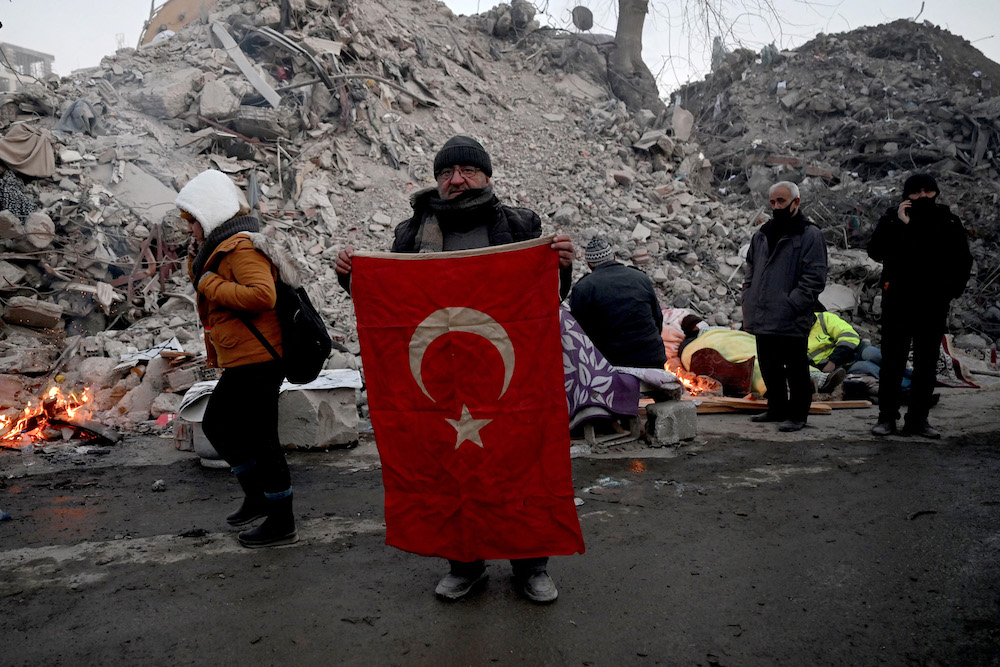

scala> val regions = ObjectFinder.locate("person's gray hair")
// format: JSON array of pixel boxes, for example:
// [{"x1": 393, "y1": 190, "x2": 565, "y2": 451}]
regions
[{"x1": 769, "y1": 181, "x2": 800, "y2": 200}]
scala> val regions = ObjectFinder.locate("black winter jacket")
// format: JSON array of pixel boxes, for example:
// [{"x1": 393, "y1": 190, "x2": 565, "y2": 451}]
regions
[
  {"x1": 569, "y1": 261, "x2": 666, "y2": 368},
  {"x1": 341, "y1": 188, "x2": 572, "y2": 299},
  {"x1": 868, "y1": 201, "x2": 972, "y2": 305},
  {"x1": 742, "y1": 211, "x2": 828, "y2": 337}
]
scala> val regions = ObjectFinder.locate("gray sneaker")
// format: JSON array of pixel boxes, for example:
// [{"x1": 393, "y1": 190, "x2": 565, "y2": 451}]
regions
[
  {"x1": 517, "y1": 572, "x2": 558, "y2": 604},
  {"x1": 901, "y1": 421, "x2": 941, "y2": 439},
  {"x1": 435, "y1": 567, "x2": 488, "y2": 600},
  {"x1": 871, "y1": 420, "x2": 896, "y2": 437}
]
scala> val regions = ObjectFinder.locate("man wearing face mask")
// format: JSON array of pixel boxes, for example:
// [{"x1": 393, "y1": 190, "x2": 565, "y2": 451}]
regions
[
  {"x1": 742, "y1": 181, "x2": 828, "y2": 432},
  {"x1": 867, "y1": 173, "x2": 972, "y2": 439}
]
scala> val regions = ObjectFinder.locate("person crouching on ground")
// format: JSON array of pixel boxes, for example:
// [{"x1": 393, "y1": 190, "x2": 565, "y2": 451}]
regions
[
  {"x1": 178, "y1": 169, "x2": 296, "y2": 548},
  {"x1": 569, "y1": 238, "x2": 667, "y2": 369}
]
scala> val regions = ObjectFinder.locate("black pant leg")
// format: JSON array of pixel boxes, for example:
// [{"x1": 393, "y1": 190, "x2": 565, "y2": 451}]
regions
[
  {"x1": 784, "y1": 335, "x2": 813, "y2": 422},
  {"x1": 201, "y1": 361, "x2": 289, "y2": 493},
  {"x1": 755, "y1": 334, "x2": 789, "y2": 418},
  {"x1": 905, "y1": 305, "x2": 948, "y2": 426},
  {"x1": 877, "y1": 303, "x2": 913, "y2": 422},
  {"x1": 510, "y1": 557, "x2": 549, "y2": 578}
]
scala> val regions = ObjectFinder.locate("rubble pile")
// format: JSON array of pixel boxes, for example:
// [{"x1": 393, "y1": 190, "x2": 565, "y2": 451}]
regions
[
  {"x1": 0, "y1": 3, "x2": 996, "y2": 442},
  {"x1": 674, "y1": 19, "x2": 1000, "y2": 341}
]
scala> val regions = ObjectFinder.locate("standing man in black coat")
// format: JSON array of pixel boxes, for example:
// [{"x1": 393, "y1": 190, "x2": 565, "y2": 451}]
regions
[
  {"x1": 868, "y1": 173, "x2": 972, "y2": 439},
  {"x1": 335, "y1": 135, "x2": 575, "y2": 604},
  {"x1": 569, "y1": 238, "x2": 666, "y2": 369},
  {"x1": 742, "y1": 181, "x2": 828, "y2": 432}
]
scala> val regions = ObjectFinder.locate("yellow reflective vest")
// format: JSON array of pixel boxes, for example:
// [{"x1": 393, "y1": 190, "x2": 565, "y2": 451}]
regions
[{"x1": 807, "y1": 311, "x2": 861, "y2": 367}]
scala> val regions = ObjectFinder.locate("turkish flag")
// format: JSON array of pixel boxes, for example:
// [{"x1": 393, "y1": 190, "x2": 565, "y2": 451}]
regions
[{"x1": 351, "y1": 237, "x2": 585, "y2": 561}]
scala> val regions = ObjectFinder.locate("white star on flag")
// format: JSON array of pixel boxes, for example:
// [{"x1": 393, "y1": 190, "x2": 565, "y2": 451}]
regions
[{"x1": 445, "y1": 404, "x2": 492, "y2": 450}]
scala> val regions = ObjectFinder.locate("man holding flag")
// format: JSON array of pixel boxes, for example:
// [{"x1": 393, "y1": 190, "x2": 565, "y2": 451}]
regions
[{"x1": 336, "y1": 136, "x2": 580, "y2": 604}]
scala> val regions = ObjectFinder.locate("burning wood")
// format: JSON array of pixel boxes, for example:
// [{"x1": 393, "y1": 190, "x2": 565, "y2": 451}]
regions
[
  {"x1": 667, "y1": 362, "x2": 722, "y2": 396},
  {"x1": 0, "y1": 385, "x2": 116, "y2": 447}
]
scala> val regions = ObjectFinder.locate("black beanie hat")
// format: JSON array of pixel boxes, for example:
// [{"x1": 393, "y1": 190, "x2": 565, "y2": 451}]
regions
[
  {"x1": 902, "y1": 173, "x2": 939, "y2": 197},
  {"x1": 433, "y1": 135, "x2": 493, "y2": 178}
]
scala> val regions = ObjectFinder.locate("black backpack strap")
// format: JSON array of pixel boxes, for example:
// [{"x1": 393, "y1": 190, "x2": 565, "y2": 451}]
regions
[{"x1": 237, "y1": 315, "x2": 281, "y2": 362}]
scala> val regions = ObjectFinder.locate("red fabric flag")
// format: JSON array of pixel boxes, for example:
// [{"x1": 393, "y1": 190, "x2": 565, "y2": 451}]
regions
[{"x1": 351, "y1": 237, "x2": 585, "y2": 561}]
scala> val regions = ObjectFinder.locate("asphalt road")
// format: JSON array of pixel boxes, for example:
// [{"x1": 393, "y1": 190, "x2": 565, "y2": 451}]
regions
[{"x1": 2, "y1": 388, "x2": 999, "y2": 666}]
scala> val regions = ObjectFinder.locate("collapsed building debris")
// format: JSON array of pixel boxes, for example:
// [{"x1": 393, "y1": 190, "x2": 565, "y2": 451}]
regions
[
  {"x1": 674, "y1": 19, "x2": 1000, "y2": 342},
  {"x1": 0, "y1": 1, "x2": 995, "y2": 447}
]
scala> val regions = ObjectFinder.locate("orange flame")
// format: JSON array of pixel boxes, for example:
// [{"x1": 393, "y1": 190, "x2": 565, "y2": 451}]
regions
[
  {"x1": 0, "y1": 385, "x2": 93, "y2": 448},
  {"x1": 667, "y1": 362, "x2": 722, "y2": 396}
]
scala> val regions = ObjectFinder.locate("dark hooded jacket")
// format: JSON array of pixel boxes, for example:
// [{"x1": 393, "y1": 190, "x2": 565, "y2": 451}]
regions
[
  {"x1": 868, "y1": 199, "x2": 971, "y2": 306},
  {"x1": 742, "y1": 210, "x2": 828, "y2": 337}
]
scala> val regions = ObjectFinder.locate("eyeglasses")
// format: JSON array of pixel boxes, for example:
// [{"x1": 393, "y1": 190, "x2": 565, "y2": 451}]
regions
[{"x1": 437, "y1": 166, "x2": 480, "y2": 182}]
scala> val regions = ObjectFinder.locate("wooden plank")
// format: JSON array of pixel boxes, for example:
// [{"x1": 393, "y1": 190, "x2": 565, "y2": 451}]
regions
[
  {"x1": 685, "y1": 394, "x2": 833, "y2": 415},
  {"x1": 815, "y1": 400, "x2": 873, "y2": 409}
]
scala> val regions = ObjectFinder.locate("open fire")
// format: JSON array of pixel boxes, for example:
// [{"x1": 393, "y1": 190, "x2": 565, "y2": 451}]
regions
[
  {"x1": 0, "y1": 385, "x2": 94, "y2": 449},
  {"x1": 667, "y1": 362, "x2": 722, "y2": 396}
]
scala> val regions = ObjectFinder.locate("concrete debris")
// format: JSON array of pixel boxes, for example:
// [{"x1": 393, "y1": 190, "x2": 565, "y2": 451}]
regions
[
  {"x1": 676, "y1": 19, "x2": 1000, "y2": 342},
  {"x1": 0, "y1": 1, "x2": 994, "y2": 444},
  {"x1": 278, "y1": 388, "x2": 360, "y2": 449}
]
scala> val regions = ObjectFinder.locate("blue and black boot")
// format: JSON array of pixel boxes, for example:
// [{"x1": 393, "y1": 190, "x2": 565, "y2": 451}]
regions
[{"x1": 238, "y1": 489, "x2": 298, "y2": 548}]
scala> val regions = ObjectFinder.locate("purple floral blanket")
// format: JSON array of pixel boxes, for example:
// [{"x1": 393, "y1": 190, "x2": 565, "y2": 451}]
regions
[{"x1": 560, "y1": 307, "x2": 641, "y2": 429}]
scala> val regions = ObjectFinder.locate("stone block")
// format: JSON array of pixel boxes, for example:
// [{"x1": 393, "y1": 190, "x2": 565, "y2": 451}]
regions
[
  {"x1": 672, "y1": 106, "x2": 695, "y2": 142},
  {"x1": 4, "y1": 297, "x2": 63, "y2": 329},
  {"x1": 278, "y1": 388, "x2": 359, "y2": 449},
  {"x1": 766, "y1": 155, "x2": 801, "y2": 167},
  {"x1": 151, "y1": 392, "x2": 184, "y2": 418},
  {"x1": 74, "y1": 356, "x2": 120, "y2": 389},
  {"x1": 804, "y1": 165, "x2": 836, "y2": 180},
  {"x1": 0, "y1": 260, "x2": 26, "y2": 285},
  {"x1": 0, "y1": 210, "x2": 24, "y2": 239},
  {"x1": 131, "y1": 67, "x2": 201, "y2": 119},
  {"x1": 17, "y1": 212, "x2": 55, "y2": 250},
  {"x1": 0, "y1": 373, "x2": 24, "y2": 408},
  {"x1": 199, "y1": 79, "x2": 242, "y2": 120},
  {"x1": 644, "y1": 400, "x2": 697, "y2": 446}
]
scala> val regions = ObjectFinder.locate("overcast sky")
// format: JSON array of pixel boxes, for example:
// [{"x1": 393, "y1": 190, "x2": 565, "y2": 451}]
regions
[{"x1": 2, "y1": 0, "x2": 998, "y2": 95}]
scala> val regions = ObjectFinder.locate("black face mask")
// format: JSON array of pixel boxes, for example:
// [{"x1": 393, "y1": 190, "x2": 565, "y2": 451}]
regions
[
  {"x1": 908, "y1": 197, "x2": 936, "y2": 219},
  {"x1": 772, "y1": 206, "x2": 795, "y2": 224}
]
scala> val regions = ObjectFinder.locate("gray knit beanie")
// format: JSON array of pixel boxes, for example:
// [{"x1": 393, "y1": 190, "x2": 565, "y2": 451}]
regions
[
  {"x1": 584, "y1": 238, "x2": 613, "y2": 265},
  {"x1": 433, "y1": 135, "x2": 493, "y2": 178}
]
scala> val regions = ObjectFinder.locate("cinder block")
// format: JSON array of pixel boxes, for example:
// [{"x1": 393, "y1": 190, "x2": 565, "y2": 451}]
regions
[
  {"x1": 278, "y1": 388, "x2": 358, "y2": 450},
  {"x1": 645, "y1": 400, "x2": 697, "y2": 446}
]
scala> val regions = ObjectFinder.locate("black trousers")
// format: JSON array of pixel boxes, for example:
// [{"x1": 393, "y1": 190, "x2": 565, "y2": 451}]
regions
[
  {"x1": 878, "y1": 298, "x2": 947, "y2": 425},
  {"x1": 201, "y1": 360, "x2": 290, "y2": 494},
  {"x1": 755, "y1": 334, "x2": 812, "y2": 422}
]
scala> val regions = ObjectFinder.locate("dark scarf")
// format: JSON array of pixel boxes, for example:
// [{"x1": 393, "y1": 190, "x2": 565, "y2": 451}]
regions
[
  {"x1": 415, "y1": 185, "x2": 497, "y2": 252},
  {"x1": 763, "y1": 209, "x2": 806, "y2": 256},
  {"x1": 190, "y1": 215, "x2": 260, "y2": 280}
]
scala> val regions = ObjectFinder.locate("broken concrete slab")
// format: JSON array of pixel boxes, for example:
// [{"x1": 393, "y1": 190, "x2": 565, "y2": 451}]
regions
[
  {"x1": 92, "y1": 162, "x2": 179, "y2": 226},
  {"x1": 129, "y1": 67, "x2": 202, "y2": 119},
  {"x1": 278, "y1": 388, "x2": 359, "y2": 449},
  {"x1": 199, "y1": 79, "x2": 242, "y2": 120},
  {"x1": 4, "y1": 297, "x2": 63, "y2": 329}
]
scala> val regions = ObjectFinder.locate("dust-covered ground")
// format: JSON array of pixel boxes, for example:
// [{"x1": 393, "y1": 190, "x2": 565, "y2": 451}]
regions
[{"x1": 1, "y1": 383, "x2": 999, "y2": 666}]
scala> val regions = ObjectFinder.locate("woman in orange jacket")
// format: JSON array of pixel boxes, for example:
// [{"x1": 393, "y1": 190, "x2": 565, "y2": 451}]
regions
[{"x1": 178, "y1": 169, "x2": 296, "y2": 548}]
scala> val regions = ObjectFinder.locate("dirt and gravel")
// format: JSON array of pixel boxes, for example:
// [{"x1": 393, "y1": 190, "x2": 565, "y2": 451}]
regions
[{"x1": 2, "y1": 380, "x2": 998, "y2": 665}]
